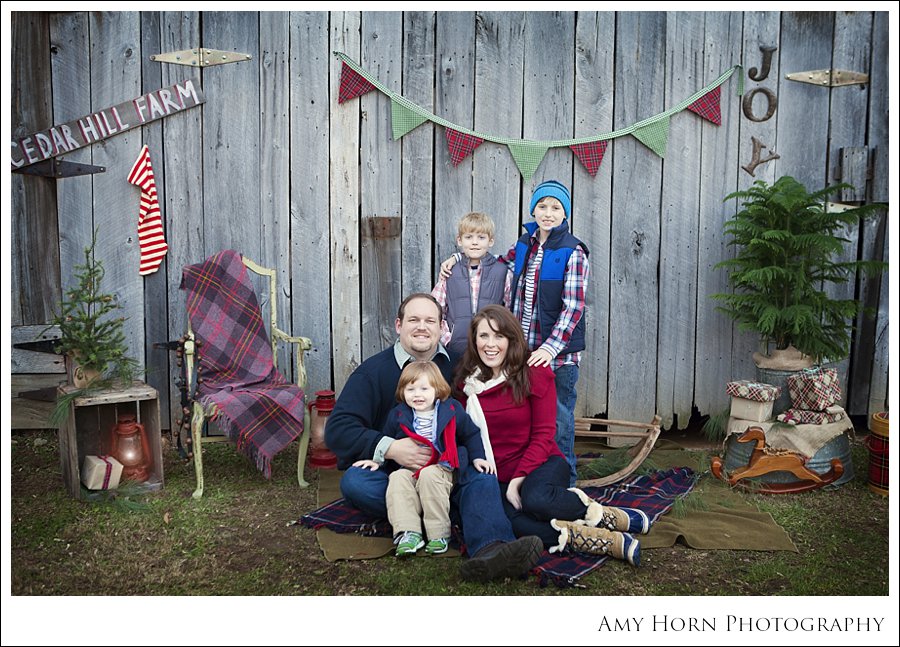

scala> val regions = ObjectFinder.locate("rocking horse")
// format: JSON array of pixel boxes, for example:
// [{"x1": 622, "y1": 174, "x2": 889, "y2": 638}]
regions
[{"x1": 710, "y1": 426, "x2": 843, "y2": 494}]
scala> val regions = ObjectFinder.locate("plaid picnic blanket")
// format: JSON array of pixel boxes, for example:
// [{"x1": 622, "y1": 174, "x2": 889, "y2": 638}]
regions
[
  {"x1": 181, "y1": 249, "x2": 305, "y2": 477},
  {"x1": 296, "y1": 467, "x2": 696, "y2": 587}
]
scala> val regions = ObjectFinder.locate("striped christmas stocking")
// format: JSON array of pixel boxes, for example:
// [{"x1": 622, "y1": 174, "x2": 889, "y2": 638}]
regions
[{"x1": 127, "y1": 145, "x2": 168, "y2": 275}]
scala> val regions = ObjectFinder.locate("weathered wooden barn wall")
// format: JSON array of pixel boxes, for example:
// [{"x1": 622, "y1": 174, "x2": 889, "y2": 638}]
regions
[{"x1": 10, "y1": 11, "x2": 890, "y2": 431}]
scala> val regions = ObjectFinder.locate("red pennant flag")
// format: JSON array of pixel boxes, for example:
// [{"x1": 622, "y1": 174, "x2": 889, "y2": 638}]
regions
[
  {"x1": 686, "y1": 85, "x2": 721, "y2": 125},
  {"x1": 446, "y1": 128, "x2": 484, "y2": 166},
  {"x1": 570, "y1": 140, "x2": 609, "y2": 177},
  {"x1": 338, "y1": 62, "x2": 376, "y2": 104}
]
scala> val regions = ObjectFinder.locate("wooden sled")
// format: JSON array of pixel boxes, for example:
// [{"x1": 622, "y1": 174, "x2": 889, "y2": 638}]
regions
[
  {"x1": 574, "y1": 415, "x2": 662, "y2": 487},
  {"x1": 710, "y1": 426, "x2": 844, "y2": 494}
]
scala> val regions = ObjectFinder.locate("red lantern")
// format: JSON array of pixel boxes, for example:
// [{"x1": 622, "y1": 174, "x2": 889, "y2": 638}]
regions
[
  {"x1": 307, "y1": 390, "x2": 337, "y2": 469},
  {"x1": 112, "y1": 413, "x2": 152, "y2": 482}
]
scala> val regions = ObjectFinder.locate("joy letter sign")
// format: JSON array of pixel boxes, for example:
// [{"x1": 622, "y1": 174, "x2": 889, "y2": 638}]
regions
[{"x1": 11, "y1": 78, "x2": 204, "y2": 170}]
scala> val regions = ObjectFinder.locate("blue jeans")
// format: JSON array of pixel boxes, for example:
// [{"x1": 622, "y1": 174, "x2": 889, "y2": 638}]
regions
[
  {"x1": 554, "y1": 364, "x2": 579, "y2": 486},
  {"x1": 501, "y1": 455, "x2": 588, "y2": 547},
  {"x1": 340, "y1": 462, "x2": 516, "y2": 556}
]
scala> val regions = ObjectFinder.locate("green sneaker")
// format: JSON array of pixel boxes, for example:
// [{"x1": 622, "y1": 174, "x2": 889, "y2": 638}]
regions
[
  {"x1": 395, "y1": 531, "x2": 424, "y2": 557},
  {"x1": 425, "y1": 537, "x2": 449, "y2": 555}
]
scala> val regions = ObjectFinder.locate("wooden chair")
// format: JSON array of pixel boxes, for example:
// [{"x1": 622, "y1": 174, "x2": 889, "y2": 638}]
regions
[
  {"x1": 574, "y1": 415, "x2": 662, "y2": 487},
  {"x1": 183, "y1": 255, "x2": 312, "y2": 498}
]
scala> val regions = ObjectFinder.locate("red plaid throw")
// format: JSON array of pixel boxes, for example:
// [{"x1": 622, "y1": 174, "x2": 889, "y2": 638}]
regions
[
  {"x1": 338, "y1": 62, "x2": 376, "y2": 104},
  {"x1": 570, "y1": 140, "x2": 609, "y2": 177},
  {"x1": 687, "y1": 86, "x2": 721, "y2": 125},
  {"x1": 446, "y1": 128, "x2": 483, "y2": 166},
  {"x1": 181, "y1": 250, "x2": 305, "y2": 477}
]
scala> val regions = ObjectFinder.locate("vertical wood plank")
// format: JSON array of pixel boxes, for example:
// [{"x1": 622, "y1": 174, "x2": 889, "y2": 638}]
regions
[
  {"x1": 523, "y1": 12, "x2": 575, "y2": 188},
  {"x1": 823, "y1": 11, "x2": 872, "y2": 414},
  {"x1": 160, "y1": 11, "x2": 202, "y2": 429},
  {"x1": 49, "y1": 12, "x2": 93, "y2": 303},
  {"x1": 330, "y1": 11, "x2": 363, "y2": 392},
  {"x1": 472, "y1": 12, "x2": 525, "y2": 251},
  {"x1": 290, "y1": 11, "x2": 332, "y2": 392},
  {"x1": 733, "y1": 11, "x2": 782, "y2": 381},
  {"x1": 867, "y1": 220, "x2": 888, "y2": 418},
  {"x1": 12, "y1": 12, "x2": 59, "y2": 326},
  {"x1": 657, "y1": 11, "x2": 704, "y2": 428},
  {"x1": 259, "y1": 12, "x2": 292, "y2": 374},
  {"x1": 867, "y1": 11, "x2": 889, "y2": 203},
  {"x1": 400, "y1": 11, "x2": 436, "y2": 297},
  {"x1": 139, "y1": 10, "x2": 171, "y2": 425},
  {"x1": 89, "y1": 12, "x2": 144, "y2": 367},
  {"x1": 360, "y1": 12, "x2": 403, "y2": 356},
  {"x1": 694, "y1": 12, "x2": 744, "y2": 417},
  {"x1": 572, "y1": 11, "x2": 615, "y2": 417},
  {"x1": 433, "y1": 13, "x2": 475, "y2": 278},
  {"x1": 607, "y1": 12, "x2": 665, "y2": 440},
  {"x1": 773, "y1": 12, "x2": 833, "y2": 189},
  {"x1": 201, "y1": 12, "x2": 261, "y2": 261}
]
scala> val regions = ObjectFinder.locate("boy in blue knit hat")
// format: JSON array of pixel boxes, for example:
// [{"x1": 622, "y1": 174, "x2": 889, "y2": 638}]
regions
[{"x1": 441, "y1": 180, "x2": 589, "y2": 485}]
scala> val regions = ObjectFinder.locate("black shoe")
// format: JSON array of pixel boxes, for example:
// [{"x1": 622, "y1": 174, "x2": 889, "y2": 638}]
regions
[{"x1": 459, "y1": 536, "x2": 543, "y2": 582}]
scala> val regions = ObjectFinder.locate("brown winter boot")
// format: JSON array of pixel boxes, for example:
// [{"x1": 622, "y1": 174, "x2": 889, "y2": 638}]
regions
[
  {"x1": 567, "y1": 487, "x2": 650, "y2": 534},
  {"x1": 548, "y1": 518, "x2": 640, "y2": 566}
]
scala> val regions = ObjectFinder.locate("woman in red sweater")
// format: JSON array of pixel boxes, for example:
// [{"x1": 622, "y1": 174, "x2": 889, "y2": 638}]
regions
[{"x1": 454, "y1": 305, "x2": 645, "y2": 565}]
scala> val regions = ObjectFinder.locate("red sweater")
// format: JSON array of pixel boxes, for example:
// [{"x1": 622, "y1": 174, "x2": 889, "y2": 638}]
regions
[{"x1": 459, "y1": 365, "x2": 561, "y2": 483}]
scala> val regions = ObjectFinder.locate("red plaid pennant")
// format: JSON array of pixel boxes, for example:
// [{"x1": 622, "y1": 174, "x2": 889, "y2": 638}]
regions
[
  {"x1": 686, "y1": 85, "x2": 721, "y2": 125},
  {"x1": 338, "y1": 62, "x2": 376, "y2": 104},
  {"x1": 446, "y1": 128, "x2": 483, "y2": 166},
  {"x1": 570, "y1": 140, "x2": 609, "y2": 177}
]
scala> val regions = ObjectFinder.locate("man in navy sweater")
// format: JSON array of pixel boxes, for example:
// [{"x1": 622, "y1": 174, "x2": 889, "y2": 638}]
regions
[{"x1": 326, "y1": 293, "x2": 542, "y2": 582}]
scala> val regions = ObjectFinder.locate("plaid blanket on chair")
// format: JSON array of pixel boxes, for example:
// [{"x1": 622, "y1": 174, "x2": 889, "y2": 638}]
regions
[
  {"x1": 297, "y1": 467, "x2": 696, "y2": 587},
  {"x1": 181, "y1": 249, "x2": 305, "y2": 477}
]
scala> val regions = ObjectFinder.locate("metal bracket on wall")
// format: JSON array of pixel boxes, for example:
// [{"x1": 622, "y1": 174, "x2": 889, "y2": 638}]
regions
[
  {"x1": 784, "y1": 69, "x2": 868, "y2": 87},
  {"x1": 12, "y1": 158, "x2": 105, "y2": 177},
  {"x1": 150, "y1": 48, "x2": 252, "y2": 67}
]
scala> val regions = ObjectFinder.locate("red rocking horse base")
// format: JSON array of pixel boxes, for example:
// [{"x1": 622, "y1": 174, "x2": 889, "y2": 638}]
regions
[{"x1": 711, "y1": 427, "x2": 844, "y2": 494}]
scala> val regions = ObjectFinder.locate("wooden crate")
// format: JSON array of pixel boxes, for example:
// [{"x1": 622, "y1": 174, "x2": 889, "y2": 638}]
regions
[{"x1": 58, "y1": 382, "x2": 164, "y2": 499}]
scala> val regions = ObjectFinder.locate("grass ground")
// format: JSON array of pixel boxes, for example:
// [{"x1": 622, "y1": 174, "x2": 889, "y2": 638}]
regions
[{"x1": 9, "y1": 428, "x2": 889, "y2": 598}]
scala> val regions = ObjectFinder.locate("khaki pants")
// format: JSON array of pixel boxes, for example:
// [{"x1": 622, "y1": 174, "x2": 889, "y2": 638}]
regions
[{"x1": 386, "y1": 465, "x2": 454, "y2": 540}]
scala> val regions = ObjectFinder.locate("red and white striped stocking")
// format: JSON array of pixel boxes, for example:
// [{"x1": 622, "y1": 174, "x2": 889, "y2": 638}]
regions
[{"x1": 127, "y1": 145, "x2": 168, "y2": 275}]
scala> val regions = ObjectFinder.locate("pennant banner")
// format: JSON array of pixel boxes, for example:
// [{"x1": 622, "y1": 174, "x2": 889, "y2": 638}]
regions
[
  {"x1": 338, "y1": 62, "x2": 376, "y2": 104},
  {"x1": 687, "y1": 85, "x2": 722, "y2": 125},
  {"x1": 632, "y1": 116, "x2": 670, "y2": 158},
  {"x1": 446, "y1": 128, "x2": 484, "y2": 166},
  {"x1": 569, "y1": 140, "x2": 609, "y2": 177},
  {"x1": 334, "y1": 52, "x2": 742, "y2": 179},
  {"x1": 391, "y1": 98, "x2": 429, "y2": 139},
  {"x1": 508, "y1": 142, "x2": 550, "y2": 182}
]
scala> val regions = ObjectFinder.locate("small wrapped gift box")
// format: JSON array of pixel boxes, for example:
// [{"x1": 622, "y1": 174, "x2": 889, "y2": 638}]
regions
[
  {"x1": 787, "y1": 367, "x2": 841, "y2": 411},
  {"x1": 777, "y1": 407, "x2": 845, "y2": 426},
  {"x1": 81, "y1": 455, "x2": 123, "y2": 491},
  {"x1": 726, "y1": 380, "x2": 781, "y2": 422}
]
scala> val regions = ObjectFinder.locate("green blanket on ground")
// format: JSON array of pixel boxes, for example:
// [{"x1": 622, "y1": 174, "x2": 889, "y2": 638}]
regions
[{"x1": 313, "y1": 447, "x2": 796, "y2": 561}]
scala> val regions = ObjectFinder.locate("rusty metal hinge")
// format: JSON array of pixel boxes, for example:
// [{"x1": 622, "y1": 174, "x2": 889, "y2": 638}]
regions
[
  {"x1": 12, "y1": 158, "x2": 106, "y2": 177},
  {"x1": 150, "y1": 48, "x2": 252, "y2": 67},
  {"x1": 784, "y1": 69, "x2": 868, "y2": 87}
]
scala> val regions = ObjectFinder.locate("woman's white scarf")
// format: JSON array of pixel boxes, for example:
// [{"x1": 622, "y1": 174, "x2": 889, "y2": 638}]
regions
[{"x1": 462, "y1": 371, "x2": 506, "y2": 469}]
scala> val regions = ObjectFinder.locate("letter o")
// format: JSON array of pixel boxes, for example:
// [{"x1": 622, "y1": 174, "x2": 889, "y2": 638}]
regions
[{"x1": 742, "y1": 87, "x2": 777, "y2": 122}]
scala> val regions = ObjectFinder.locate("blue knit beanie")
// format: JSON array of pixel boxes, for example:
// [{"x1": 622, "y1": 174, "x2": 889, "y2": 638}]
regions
[{"x1": 529, "y1": 180, "x2": 571, "y2": 220}]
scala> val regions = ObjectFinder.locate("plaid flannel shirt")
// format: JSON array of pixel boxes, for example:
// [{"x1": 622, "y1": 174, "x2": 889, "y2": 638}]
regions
[{"x1": 500, "y1": 234, "x2": 589, "y2": 370}]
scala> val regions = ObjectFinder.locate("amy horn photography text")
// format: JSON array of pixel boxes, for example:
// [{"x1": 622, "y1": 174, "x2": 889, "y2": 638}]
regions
[{"x1": 598, "y1": 616, "x2": 885, "y2": 633}]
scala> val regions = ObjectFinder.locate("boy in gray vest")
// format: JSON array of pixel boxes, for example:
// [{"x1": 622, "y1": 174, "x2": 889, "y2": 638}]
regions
[{"x1": 431, "y1": 212, "x2": 512, "y2": 357}]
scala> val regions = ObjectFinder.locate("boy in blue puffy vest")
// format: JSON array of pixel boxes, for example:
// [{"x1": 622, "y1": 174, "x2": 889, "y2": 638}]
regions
[
  {"x1": 441, "y1": 182, "x2": 589, "y2": 485},
  {"x1": 431, "y1": 212, "x2": 512, "y2": 358}
]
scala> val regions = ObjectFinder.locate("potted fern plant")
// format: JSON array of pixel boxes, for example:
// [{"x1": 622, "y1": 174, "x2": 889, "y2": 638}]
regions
[{"x1": 713, "y1": 176, "x2": 886, "y2": 410}]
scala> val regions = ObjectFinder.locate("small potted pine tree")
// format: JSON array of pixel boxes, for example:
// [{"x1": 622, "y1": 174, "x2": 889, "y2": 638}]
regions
[
  {"x1": 713, "y1": 176, "x2": 886, "y2": 411},
  {"x1": 49, "y1": 231, "x2": 138, "y2": 390}
]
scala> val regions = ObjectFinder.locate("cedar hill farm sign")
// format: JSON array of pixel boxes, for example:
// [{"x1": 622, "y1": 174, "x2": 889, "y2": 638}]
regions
[{"x1": 11, "y1": 79, "x2": 204, "y2": 171}]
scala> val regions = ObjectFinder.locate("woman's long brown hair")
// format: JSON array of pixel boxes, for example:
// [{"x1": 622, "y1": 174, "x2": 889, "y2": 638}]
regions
[{"x1": 453, "y1": 304, "x2": 531, "y2": 404}]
